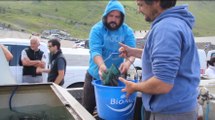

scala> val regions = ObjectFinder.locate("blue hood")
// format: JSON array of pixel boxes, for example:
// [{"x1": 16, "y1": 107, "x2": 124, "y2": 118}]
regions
[
  {"x1": 87, "y1": 0, "x2": 136, "y2": 80},
  {"x1": 152, "y1": 5, "x2": 195, "y2": 29},
  {"x1": 103, "y1": 0, "x2": 125, "y2": 18},
  {"x1": 141, "y1": 5, "x2": 199, "y2": 113}
]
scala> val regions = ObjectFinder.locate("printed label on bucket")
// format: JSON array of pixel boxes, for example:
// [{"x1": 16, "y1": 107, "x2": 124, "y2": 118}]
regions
[{"x1": 105, "y1": 93, "x2": 136, "y2": 118}]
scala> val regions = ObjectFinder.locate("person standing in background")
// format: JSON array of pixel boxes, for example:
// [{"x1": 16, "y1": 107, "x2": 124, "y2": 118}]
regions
[
  {"x1": 21, "y1": 36, "x2": 46, "y2": 83},
  {"x1": 37, "y1": 39, "x2": 66, "y2": 86},
  {"x1": 119, "y1": 0, "x2": 200, "y2": 120},
  {"x1": 205, "y1": 57, "x2": 215, "y2": 78},
  {"x1": 82, "y1": 0, "x2": 136, "y2": 115}
]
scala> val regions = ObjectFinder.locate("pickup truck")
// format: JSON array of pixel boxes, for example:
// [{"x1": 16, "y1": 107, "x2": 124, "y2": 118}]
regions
[{"x1": 0, "y1": 38, "x2": 89, "y2": 88}]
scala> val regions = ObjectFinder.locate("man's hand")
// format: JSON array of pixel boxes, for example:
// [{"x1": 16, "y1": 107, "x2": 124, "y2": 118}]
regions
[
  {"x1": 23, "y1": 57, "x2": 41, "y2": 67},
  {"x1": 119, "y1": 42, "x2": 143, "y2": 59},
  {"x1": 36, "y1": 67, "x2": 43, "y2": 73},
  {"x1": 36, "y1": 67, "x2": 50, "y2": 73},
  {"x1": 119, "y1": 61, "x2": 130, "y2": 74},
  {"x1": 119, "y1": 42, "x2": 132, "y2": 58},
  {"x1": 119, "y1": 77, "x2": 137, "y2": 98},
  {"x1": 34, "y1": 61, "x2": 42, "y2": 67},
  {"x1": 98, "y1": 63, "x2": 107, "y2": 80},
  {"x1": 37, "y1": 61, "x2": 45, "y2": 68}
]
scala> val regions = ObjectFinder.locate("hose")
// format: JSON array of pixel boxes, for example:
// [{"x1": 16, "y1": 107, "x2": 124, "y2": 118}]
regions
[
  {"x1": 9, "y1": 85, "x2": 18, "y2": 111},
  {"x1": 9, "y1": 85, "x2": 41, "y2": 119}
]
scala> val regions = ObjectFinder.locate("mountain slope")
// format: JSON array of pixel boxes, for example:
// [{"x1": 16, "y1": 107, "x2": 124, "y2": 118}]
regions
[{"x1": 0, "y1": 1, "x2": 214, "y2": 38}]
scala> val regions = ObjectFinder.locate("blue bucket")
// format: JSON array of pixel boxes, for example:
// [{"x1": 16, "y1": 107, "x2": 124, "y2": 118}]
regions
[{"x1": 92, "y1": 80, "x2": 137, "y2": 120}]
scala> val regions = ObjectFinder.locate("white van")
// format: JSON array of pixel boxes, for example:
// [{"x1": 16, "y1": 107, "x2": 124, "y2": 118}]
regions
[
  {"x1": 0, "y1": 38, "x2": 88, "y2": 88},
  {"x1": 61, "y1": 48, "x2": 89, "y2": 88}
]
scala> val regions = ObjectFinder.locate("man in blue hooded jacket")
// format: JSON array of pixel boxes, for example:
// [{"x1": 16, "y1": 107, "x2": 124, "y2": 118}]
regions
[
  {"x1": 82, "y1": 0, "x2": 136, "y2": 114},
  {"x1": 119, "y1": 0, "x2": 200, "y2": 120}
]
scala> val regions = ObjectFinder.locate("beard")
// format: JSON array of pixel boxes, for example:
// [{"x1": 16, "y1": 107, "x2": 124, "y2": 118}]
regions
[
  {"x1": 145, "y1": 9, "x2": 158, "y2": 22},
  {"x1": 145, "y1": 16, "x2": 152, "y2": 22},
  {"x1": 106, "y1": 21, "x2": 120, "y2": 30}
]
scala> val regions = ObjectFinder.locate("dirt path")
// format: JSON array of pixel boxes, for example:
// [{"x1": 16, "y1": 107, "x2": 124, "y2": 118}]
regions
[{"x1": 0, "y1": 30, "x2": 75, "y2": 48}]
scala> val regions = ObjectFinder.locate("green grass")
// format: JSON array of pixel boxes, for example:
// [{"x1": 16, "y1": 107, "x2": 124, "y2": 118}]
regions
[
  {"x1": 0, "y1": 1, "x2": 215, "y2": 38},
  {"x1": 178, "y1": 1, "x2": 215, "y2": 36}
]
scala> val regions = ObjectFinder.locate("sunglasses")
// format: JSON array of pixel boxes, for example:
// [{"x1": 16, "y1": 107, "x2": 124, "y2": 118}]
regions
[{"x1": 48, "y1": 46, "x2": 53, "y2": 48}]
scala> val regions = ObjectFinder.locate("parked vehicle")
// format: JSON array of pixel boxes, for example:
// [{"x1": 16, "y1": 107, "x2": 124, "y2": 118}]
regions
[
  {"x1": 47, "y1": 34, "x2": 62, "y2": 40},
  {"x1": 0, "y1": 38, "x2": 88, "y2": 88},
  {"x1": 3, "y1": 38, "x2": 212, "y2": 89},
  {"x1": 73, "y1": 41, "x2": 85, "y2": 48},
  {"x1": 40, "y1": 34, "x2": 49, "y2": 39},
  {"x1": 61, "y1": 48, "x2": 90, "y2": 88}
]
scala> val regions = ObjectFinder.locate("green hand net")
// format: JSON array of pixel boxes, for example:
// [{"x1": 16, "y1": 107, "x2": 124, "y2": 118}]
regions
[{"x1": 102, "y1": 64, "x2": 121, "y2": 86}]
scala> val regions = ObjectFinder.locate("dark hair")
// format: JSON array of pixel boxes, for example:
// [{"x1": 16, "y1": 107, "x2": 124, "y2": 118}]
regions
[
  {"x1": 144, "y1": 0, "x2": 177, "y2": 9},
  {"x1": 207, "y1": 57, "x2": 215, "y2": 67},
  {"x1": 102, "y1": 11, "x2": 124, "y2": 30},
  {"x1": 48, "y1": 39, "x2": 61, "y2": 50}
]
